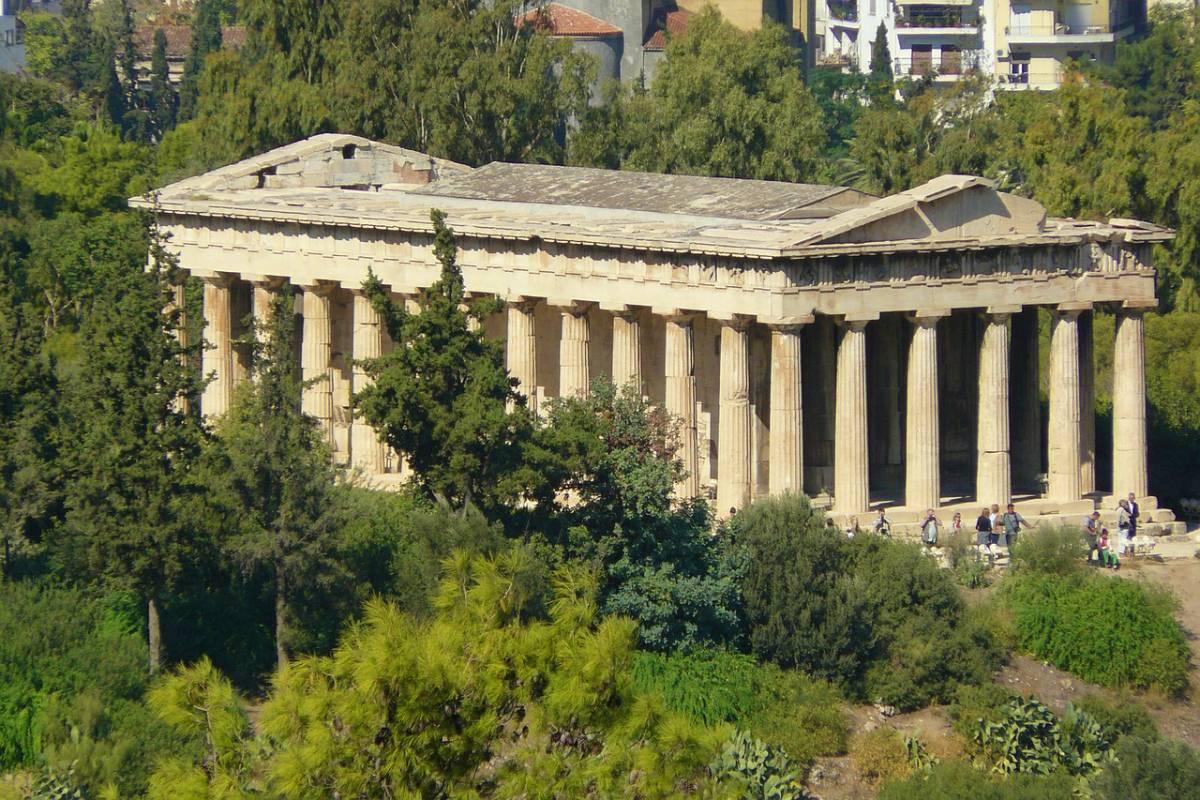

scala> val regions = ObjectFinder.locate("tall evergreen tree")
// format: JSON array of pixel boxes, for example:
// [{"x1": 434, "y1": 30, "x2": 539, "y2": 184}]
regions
[
  {"x1": 206, "y1": 287, "x2": 345, "y2": 669},
  {"x1": 148, "y1": 28, "x2": 176, "y2": 138},
  {"x1": 869, "y1": 21, "x2": 893, "y2": 81},
  {"x1": 355, "y1": 210, "x2": 533, "y2": 513},
  {"x1": 56, "y1": 234, "x2": 207, "y2": 674},
  {"x1": 178, "y1": 0, "x2": 223, "y2": 122}
]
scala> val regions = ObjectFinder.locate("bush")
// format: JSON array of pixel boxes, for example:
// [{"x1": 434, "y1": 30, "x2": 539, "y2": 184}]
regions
[
  {"x1": 1076, "y1": 694, "x2": 1158, "y2": 742},
  {"x1": 851, "y1": 728, "x2": 911, "y2": 784},
  {"x1": 1001, "y1": 572, "x2": 1190, "y2": 693},
  {"x1": 948, "y1": 683, "x2": 1014, "y2": 744},
  {"x1": 739, "y1": 495, "x2": 1006, "y2": 709},
  {"x1": 710, "y1": 729, "x2": 809, "y2": 800},
  {"x1": 1089, "y1": 736, "x2": 1200, "y2": 800},
  {"x1": 879, "y1": 760, "x2": 1076, "y2": 799},
  {"x1": 632, "y1": 650, "x2": 847, "y2": 772},
  {"x1": 969, "y1": 697, "x2": 1114, "y2": 778},
  {"x1": 1008, "y1": 525, "x2": 1087, "y2": 575}
]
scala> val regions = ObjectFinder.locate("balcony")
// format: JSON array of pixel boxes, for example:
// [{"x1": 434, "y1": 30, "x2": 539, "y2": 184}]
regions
[
  {"x1": 828, "y1": 0, "x2": 859, "y2": 26},
  {"x1": 1005, "y1": 20, "x2": 1133, "y2": 45},
  {"x1": 816, "y1": 50, "x2": 858, "y2": 69},
  {"x1": 895, "y1": 11, "x2": 981, "y2": 35},
  {"x1": 895, "y1": 48, "x2": 984, "y2": 79}
]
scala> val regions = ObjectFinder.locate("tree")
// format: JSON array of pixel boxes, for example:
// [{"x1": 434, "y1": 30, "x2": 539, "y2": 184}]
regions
[
  {"x1": 178, "y1": 0, "x2": 224, "y2": 122},
  {"x1": 148, "y1": 29, "x2": 176, "y2": 138},
  {"x1": 205, "y1": 287, "x2": 346, "y2": 669},
  {"x1": 530, "y1": 380, "x2": 744, "y2": 651},
  {"x1": 55, "y1": 233, "x2": 207, "y2": 674},
  {"x1": 869, "y1": 21, "x2": 892, "y2": 82},
  {"x1": 354, "y1": 209, "x2": 533, "y2": 513},
  {"x1": 571, "y1": 10, "x2": 827, "y2": 182}
]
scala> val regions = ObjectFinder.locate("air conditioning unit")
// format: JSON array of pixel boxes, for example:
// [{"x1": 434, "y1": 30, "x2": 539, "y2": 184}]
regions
[{"x1": 996, "y1": 48, "x2": 1006, "y2": 59}]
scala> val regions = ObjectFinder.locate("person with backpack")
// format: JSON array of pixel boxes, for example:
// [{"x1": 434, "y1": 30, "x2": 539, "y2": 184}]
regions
[
  {"x1": 873, "y1": 507, "x2": 891, "y2": 536},
  {"x1": 921, "y1": 508, "x2": 940, "y2": 547}
]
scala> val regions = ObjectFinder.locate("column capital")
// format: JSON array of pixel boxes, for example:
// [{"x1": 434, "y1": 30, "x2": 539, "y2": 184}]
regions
[
  {"x1": 599, "y1": 302, "x2": 641, "y2": 317},
  {"x1": 906, "y1": 308, "x2": 950, "y2": 327},
  {"x1": 244, "y1": 274, "x2": 287, "y2": 289},
  {"x1": 1055, "y1": 301, "x2": 1092, "y2": 318},
  {"x1": 985, "y1": 304, "x2": 1022, "y2": 318},
  {"x1": 547, "y1": 298, "x2": 594, "y2": 315},
  {"x1": 707, "y1": 310, "x2": 753, "y2": 328},
  {"x1": 506, "y1": 293, "x2": 543, "y2": 309},
  {"x1": 762, "y1": 314, "x2": 815, "y2": 332},
  {"x1": 196, "y1": 270, "x2": 237, "y2": 287},
  {"x1": 299, "y1": 279, "x2": 339, "y2": 296},
  {"x1": 1121, "y1": 299, "x2": 1157, "y2": 312}
]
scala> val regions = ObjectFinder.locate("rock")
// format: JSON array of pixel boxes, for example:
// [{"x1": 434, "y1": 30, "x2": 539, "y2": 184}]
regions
[{"x1": 874, "y1": 703, "x2": 899, "y2": 717}]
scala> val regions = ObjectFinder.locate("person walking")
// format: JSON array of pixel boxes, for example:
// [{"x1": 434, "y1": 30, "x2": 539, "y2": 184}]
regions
[
  {"x1": 975, "y1": 508, "x2": 992, "y2": 547},
  {"x1": 1097, "y1": 527, "x2": 1120, "y2": 570},
  {"x1": 921, "y1": 508, "x2": 940, "y2": 547},
  {"x1": 1003, "y1": 502, "x2": 1032, "y2": 548},
  {"x1": 1083, "y1": 510, "x2": 1101, "y2": 563},
  {"x1": 1127, "y1": 492, "x2": 1140, "y2": 537}
]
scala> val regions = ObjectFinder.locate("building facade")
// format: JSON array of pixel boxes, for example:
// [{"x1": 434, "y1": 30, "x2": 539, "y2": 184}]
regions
[
  {"x1": 136, "y1": 134, "x2": 1179, "y2": 530},
  {"x1": 815, "y1": 0, "x2": 1143, "y2": 89},
  {"x1": 0, "y1": 0, "x2": 25, "y2": 74}
]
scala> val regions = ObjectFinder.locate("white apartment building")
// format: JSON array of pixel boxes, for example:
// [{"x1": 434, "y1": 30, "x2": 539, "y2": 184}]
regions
[
  {"x1": 0, "y1": 0, "x2": 25, "y2": 74},
  {"x1": 815, "y1": 0, "x2": 1143, "y2": 89}
]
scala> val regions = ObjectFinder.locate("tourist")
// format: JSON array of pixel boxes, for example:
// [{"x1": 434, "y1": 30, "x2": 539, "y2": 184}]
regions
[
  {"x1": 1127, "y1": 492, "x2": 1140, "y2": 537},
  {"x1": 1117, "y1": 498, "x2": 1133, "y2": 554},
  {"x1": 948, "y1": 511, "x2": 964, "y2": 536},
  {"x1": 921, "y1": 508, "x2": 940, "y2": 547},
  {"x1": 846, "y1": 516, "x2": 862, "y2": 538},
  {"x1": 1083, "y1": 510, "x2": 1101, "y2": 563},
  {"x1": 873, "y1": 508, "x2": 891, "y2": 536},
  {"x1": 1097, "y1": 527, "x2": 1120, "y2": 570},
  {"x1": 975, "y1": 507, "x2": 992, "y2": 542},
  {"x1": 1002, "y1": 502, "x2": 1032, "y2": 548},
  {"x1": 991, "y1": 508, "x2": 1005, "y2": 549}
]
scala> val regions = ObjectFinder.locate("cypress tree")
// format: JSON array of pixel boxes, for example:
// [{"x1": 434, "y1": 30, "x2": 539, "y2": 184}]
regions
[
  {"x1": 178, "y1": 0, "x2": 223, "y2": 122},
  {"x1": 149, "y1": 27, "x2": 176, "y2": 137},
  {"x1": 869, "y1": 21, "x2": 892, "y2": 81}
]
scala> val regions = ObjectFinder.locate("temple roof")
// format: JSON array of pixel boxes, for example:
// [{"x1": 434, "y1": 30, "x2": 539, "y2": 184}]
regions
[{"x1": 137, "y1": 135, "x2": 1172, "y2": 260}]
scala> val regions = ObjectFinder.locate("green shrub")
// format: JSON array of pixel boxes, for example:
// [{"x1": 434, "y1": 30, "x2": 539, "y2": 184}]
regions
[
  {"x1": 949, "y1": 683, "x2": 1014, "y2": 744},
  {"x1": 1008, "y1": 525, "x2": 1087, "y2": 575},
  {"x1": 1001, "y1": 572, "x2": 1190, "y2": 693},
  {"x1": 633, "y1": 650, "x2": 847, "y2": 772},
  {"x1": 945, "y1": 529, "x2": 993, "y2": 588},
  {"x1": 970, "y1": 697, "x2": 1113, "y2": 778},
  {"x1": 710, "y1": 729, "x2": 810, "y2": 800},
  {"x1": 739, "y1": 495, "x2": 1006, "y2": 710},
  {"x1": 1076, "y1": 694, "x2": 1158, "y2": 743},
  {"x1": 852, "y1": 728, "x2": 911, "y2": 784},
  {"x1": 1089, "y1": 736, "x2": 1200, "y2": 800},
  {"x1": 632, "y1": 649, "x2": 761, "y2": 726},
  {"x1": 879, "y1": 760, "x2": 1076, "y2": 800}
]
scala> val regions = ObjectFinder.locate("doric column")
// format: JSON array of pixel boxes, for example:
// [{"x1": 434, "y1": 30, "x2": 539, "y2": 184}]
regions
[
  {"x1": 977, "y1": 309, "x2": 1015, "y2": 507},
  {"x1": 768, "y1": 322, "x2": 807, "y2": 496},
  {"x1": 168, "y1": 281, "x2": 190, "y2": 414},
  {"x1": 1079, "y1": 311, "x2": 1096, "y2": 495},
  {"x1": 905, "y1": 311, "x2": 946, "y2": 511},
  {"x1": 200, "y1": 273, "x2": 234, "y2": 419},
  {"x1": 1010, "y1": 306, "x2": 1041, "y2": 492},
  {"x1": 717, "y1": 316, "x2": 753, "y2": 513},
  {"x1": 663, "y1": 311, "x2": 699, "y2": 498},
  {"x1": 301, "y1": 283, "x2": 335, "y2": 446},
  {"x1": 351, "y1": 291, "x2": 388, "y2": 474},
  {"x1": 555, "y1": 300, "x2": 592, "y2": 398},
  {"x1": 610, "y1": 307, "x2": 642, "y2": 392},
  {"x1": 835, "y1": 318, "x2": 871, "y2": 513},
  {"x1": 249, "y1": 277, "x2": 285, "y2": 354},
  {"x1": 1113, "y1": 306, "x2": 1150, "y2": 498},
  {"x1": 1048, "y1": 304, "x2": 1087, "y2": 501},
  {"x1": 506, "y1": 297, "x2": 539, "y2": 413}
]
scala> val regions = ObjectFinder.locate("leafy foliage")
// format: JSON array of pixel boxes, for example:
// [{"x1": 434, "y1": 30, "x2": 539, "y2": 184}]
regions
[
  {"x1": 1007, "y1": 525, "x2": 1088, "y2": 575},
  {"x1": 1001, "y1": 572, "x2": 1190, "y2": 693},
  {"x1": 1089, "y1": 735, "x2": 1200, "y2": 800},
  {"x1": 970, "y1": 698, "x2": 1113, "y2": 777},
  {"x1": 879, "y1": 760, "x2": 1076, "y2": 800},
  {"x1": 711, "y1": 729, "x2": 810, "y2": 800}
]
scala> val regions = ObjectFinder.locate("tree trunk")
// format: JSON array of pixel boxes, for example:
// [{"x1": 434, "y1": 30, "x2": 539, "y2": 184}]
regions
[
  {"x1": 275, "y1": 566, "x2": 289, "y2": 670},
  {"x1": 148, "y1": 596, "x2": 162, "y2": 675}
]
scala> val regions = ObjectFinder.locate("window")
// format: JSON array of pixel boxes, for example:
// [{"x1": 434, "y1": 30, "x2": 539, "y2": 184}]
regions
[
  {"x1": 940, "y1": 45, "x2": 961, "y2": 74},
  {"x1": 911, "y1": 45, "x2": 933, "y2": 76},
  {"x1": 3, "y1": 30, "x2": 12, "y2": 46},
  {"x1": 1009, "y1": 52, "x2": 1030, "y2": 84}
]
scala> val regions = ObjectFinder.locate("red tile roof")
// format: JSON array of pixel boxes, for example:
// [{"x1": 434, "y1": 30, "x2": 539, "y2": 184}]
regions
[
  {"x1": 644, "y1": 6, "x2": 694, "y2": 51},
  {"x1": 133, "y1": 25, "x2": 246, "y2": 59},
  {"x1": 518, "y1": 3, "x2": 622, "y2": 38}
]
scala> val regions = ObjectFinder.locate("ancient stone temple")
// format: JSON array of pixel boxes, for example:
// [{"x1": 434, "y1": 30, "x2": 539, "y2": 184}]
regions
[{"x1": 134, "y1": 134, "x2": 1179, "y2": 530}]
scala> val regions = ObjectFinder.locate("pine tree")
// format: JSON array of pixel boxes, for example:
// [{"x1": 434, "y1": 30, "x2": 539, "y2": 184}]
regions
[
  {"x1": 178, "y1": 0, "x2": 223, "y2": 122},
  {"x1": 148, "y1": 28, "x2": 176, "y2": 138},
  {"x1": 206, "y1": 286, "x2": 345, "y2": 669},
  {"x1": 56, "y1": 233, "x2": 207, "y2": 674},
  {"x1": 354, "y1": 209, "x2": 532, "y2": 514}
]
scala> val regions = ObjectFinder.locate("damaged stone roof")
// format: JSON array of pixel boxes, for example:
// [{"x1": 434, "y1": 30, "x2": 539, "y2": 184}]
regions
[{"x1": 412, "y1": 162, "x2": 874, "y2": 221}]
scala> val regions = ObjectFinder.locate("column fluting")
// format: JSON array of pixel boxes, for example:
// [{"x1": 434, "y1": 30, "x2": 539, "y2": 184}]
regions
[
  {"x1": 301, "y1": 284, "x2": 335, "y2": 446},
  {"x1": 1048, "y1": 307, "x2": 1084, "y2": 502},
  {"x1": 351, "y1": 291, "x2": 388, "y2": 475},
  {"x1": 611, "y1": 309, "x2": 642, "y2": 392},
  {"x1": 506, "y1": 298, "x2": 539, "y2": 413},
  {"x1": 665, "y1": 313, "x2": 699, "y2": 498},
  {"x1": 976, "y1": 311, "x2": 1012, "y2": 507},
  {"x1": 1113, "y1": 308, "x2": 1149, "y2": 498},
  {"x1": 1079, "y1": 311, "x2": 1096, "y2": 495},
  {"x1": 905, "y1": 313, "x2": 944, "y2": 511},
  {"x1": 200, "y1": 274, "x2": 234, "y2": 419},
  {"x1": 835, "y1": 319, "x2": 870, "y2": 513},
  {"x1": 717, "y1": 317, "x2": 753, "y2": 514},
  {"x1": 558, "y1": 303, "x2": 591, "y2": 398},
  {"x1": 768, "y1": 324, "x2": 805, "y2": 496}
]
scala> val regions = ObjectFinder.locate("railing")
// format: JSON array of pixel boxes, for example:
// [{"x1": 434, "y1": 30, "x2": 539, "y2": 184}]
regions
[
  {"x1": 828, "y1": 0, "x2": 859, "y2": 22},
  {"x1": 1005, "y1": 21, "x2": 1115, "y2": 36},
  {"x1": 895, "y1": 14, "x2": 979, "y2": 28},
  {"x1": 816, "y1": 50, "x2": 858, "y2": 68},
  {"x1": 894, "y1": 50, "x2": 984, "y2": 76},
  {"x1": 996, "y1": 65, "x2": 1064, "y2": 86}
]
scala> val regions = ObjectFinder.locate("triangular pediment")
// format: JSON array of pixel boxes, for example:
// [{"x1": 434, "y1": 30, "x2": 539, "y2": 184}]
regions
[
  {"x1": 790, "y1": 176, "x2": 1047, "y2": 248},
  {"x1": 157, "y1": 134, "x2": 471, "y2": 198}
]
